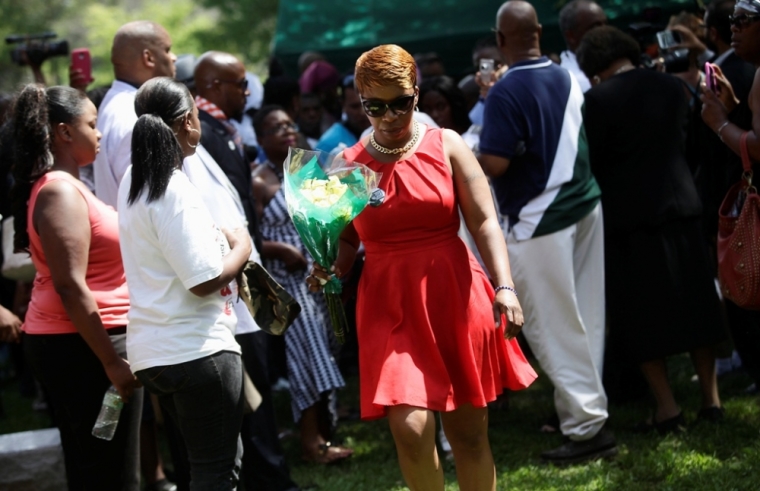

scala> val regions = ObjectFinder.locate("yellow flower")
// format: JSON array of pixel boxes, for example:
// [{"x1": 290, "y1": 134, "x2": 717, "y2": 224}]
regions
[{"x1": 300, "y1": 176, "x2": 349, "y2": 208}]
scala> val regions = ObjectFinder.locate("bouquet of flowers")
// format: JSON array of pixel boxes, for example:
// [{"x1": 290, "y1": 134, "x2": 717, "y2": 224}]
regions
[{"x1": 283, "y1": 147, "x2": 381, "y2": 342}]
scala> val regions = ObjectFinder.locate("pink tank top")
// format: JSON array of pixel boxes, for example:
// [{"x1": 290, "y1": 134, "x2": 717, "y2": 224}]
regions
[{"x1": 24, "y1": 171, "x2": 129, "y2": 334}]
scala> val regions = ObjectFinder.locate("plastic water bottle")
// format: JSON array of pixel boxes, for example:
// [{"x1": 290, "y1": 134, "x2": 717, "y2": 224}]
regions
[{"x1": 92, "y1": 385, "x2": 123, "y2": 441}]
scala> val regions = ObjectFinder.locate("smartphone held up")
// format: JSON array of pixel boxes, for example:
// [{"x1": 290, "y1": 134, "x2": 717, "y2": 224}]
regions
[
  {"x1": 70, "y1": 48, "x2": 93, "y2": 85},
  {"x1": 704, "y1": 62, "x2": 719, "y2": 95},
  {"x1": 656, "y1": 30, "x2": 682, "y2": 50},
  {"x1": 479, "y1": 58, "x2": 494, "y2": 84}
]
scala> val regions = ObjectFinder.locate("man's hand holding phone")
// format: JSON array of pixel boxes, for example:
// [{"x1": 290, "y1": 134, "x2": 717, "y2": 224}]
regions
[
  {"x1": 478, "y1": 59, "x2": 494, "y2": 85},
  {"x1": 476, "y1": 59, "x2": 508, "y2": 99}
]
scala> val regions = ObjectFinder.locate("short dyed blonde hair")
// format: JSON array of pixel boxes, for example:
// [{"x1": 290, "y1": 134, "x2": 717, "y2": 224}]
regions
[{"x1": 354, "y1": 45, "x2": 417, "y2": 94}]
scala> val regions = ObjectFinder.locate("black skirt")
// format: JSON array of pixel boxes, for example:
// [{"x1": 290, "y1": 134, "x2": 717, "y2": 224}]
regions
[{"x1": 605, "y1": 217, "x2": 727, "y2": 363}]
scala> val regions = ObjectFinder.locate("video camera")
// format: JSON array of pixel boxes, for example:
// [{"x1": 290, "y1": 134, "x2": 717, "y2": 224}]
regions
[
  {"x1": 628, "y1": 22, "x2": 690, "y2": 74},
  {"x1": 5, "y1": 32, "x2": 69, "y2": 67}
]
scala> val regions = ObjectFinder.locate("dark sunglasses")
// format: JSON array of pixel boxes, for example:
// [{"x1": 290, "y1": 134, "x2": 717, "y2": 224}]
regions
[
  {"x1": 729, "y1": 13, "x2": 760, "y2": 28},
  {"x1": 215, "y1": 78, "x2": 249, "y2": 90},
  {"x1": 360, "y1": 94, "x2": 416, "y2": 118}
]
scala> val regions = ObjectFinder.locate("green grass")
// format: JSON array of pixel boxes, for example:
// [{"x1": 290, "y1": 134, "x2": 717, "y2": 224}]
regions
[
  {"x1": 278, "y1": 355, "x2": 760, "y2": 491},
  {"x1": 2, "y1": 354, "x2": 760, "y2": 490}
]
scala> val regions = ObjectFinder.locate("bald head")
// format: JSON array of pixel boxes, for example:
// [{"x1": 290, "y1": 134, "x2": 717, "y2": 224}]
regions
[
  {"x1": 194, "y1": 52, "x2": 244, "y2": 88},
  {"x1": 559, "y1": 0, "x2": 607, "y2": 52},
  {"x1": 495, "y1": 1, "x2": 542, "y2": 64},
  {"x1": 111, "y1": 21, "x2": 175, "y2": 86},
  {"x1": 194, "y1": 51, "x2": 249, "y2": 121}
]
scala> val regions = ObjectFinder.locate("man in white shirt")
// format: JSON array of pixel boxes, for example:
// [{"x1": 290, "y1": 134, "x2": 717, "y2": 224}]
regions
[
  {"x1": 558, "y1": 0, "x2": 607, "y2": 93},
  {"x1": 93, "y1": 21, "x2": 177, "y2": 208}
]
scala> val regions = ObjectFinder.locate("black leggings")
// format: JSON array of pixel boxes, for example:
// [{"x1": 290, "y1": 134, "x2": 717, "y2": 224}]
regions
[{"x1": 24, "y1": 331, "x2": 142, "y2": 491}]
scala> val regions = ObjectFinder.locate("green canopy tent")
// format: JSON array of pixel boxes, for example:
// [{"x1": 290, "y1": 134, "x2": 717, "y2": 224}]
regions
[{"x1": 273, "y1": 0, "x2": 698, "y2": 79}]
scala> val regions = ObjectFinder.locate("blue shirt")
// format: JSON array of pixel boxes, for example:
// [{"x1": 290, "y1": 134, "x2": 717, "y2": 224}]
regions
[
  {"x1": 480, "y1": 57, "x2": 600, "y2": 240},
  {"x1": 315, "y1": 122, "x2": 358, "y2": 154}
]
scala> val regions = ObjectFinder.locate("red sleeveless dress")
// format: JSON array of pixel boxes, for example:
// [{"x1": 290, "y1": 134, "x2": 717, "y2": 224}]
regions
[{"x1": 344, "y1": 127, "x2": 537, "y2": 420}]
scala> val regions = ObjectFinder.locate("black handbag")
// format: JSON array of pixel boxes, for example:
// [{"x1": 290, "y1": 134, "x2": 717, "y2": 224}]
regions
[{"x1": 236, "y1": 261, "x2": 301, "y2": 335}]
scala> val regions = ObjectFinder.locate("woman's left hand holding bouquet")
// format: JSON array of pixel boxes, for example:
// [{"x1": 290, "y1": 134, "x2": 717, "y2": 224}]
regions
[{"x1": 306, "y1": 224, "x2": 359, "y2": 292}]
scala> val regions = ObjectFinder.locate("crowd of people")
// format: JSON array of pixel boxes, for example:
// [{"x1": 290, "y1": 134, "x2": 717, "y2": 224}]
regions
[{"x1": 0, "y1": 0, "x2": 759, "y2": 490}]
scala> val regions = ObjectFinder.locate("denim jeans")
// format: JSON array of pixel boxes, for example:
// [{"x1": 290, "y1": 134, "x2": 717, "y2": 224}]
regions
[{"x1": 136, "y1": 351, "x2": 244, "y2": 491}]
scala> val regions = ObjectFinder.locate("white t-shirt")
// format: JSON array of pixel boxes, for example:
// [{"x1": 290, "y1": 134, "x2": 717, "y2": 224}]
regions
[
  {"x1": 183, "y1": 145, "x2": 261, "y2": 335},
  {"x1": 118, "y1": 167, "x2": 240, "y2": 373},
  {"x1": 94, "y1": 81, "x2": 138, "y2": 209}
]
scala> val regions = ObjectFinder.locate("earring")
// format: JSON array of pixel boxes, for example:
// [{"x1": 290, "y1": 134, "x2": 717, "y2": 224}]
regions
[
  {"x1": 592, "y1": 75, "x2": 601, "y2": 85},
  {"x1": 186, "y1": 128, "x2": 200, "y2": 149}
]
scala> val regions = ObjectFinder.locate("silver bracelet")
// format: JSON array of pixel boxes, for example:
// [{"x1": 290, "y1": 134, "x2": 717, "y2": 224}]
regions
[
  {"x1": 494, "y1": 285, "x2": 517, "y2": 296},
  {"x1": 716, "y1": 121, "x2": 730, "y2": 142}
]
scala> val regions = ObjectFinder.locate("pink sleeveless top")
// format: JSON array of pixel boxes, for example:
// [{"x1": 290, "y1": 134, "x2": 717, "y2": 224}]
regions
[{"x1": 24, "y1": 171, "x2": 129, "y2": 334}]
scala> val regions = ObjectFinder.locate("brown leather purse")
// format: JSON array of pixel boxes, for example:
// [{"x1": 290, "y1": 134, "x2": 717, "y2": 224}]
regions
[{"x1": 717, "y1": 132, "x2": 760, "y2": 309}]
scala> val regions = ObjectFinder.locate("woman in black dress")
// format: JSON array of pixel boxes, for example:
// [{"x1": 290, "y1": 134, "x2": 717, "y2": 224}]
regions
[{"x1": 577, "y1": 26, "x2": 727, "y2": 432}]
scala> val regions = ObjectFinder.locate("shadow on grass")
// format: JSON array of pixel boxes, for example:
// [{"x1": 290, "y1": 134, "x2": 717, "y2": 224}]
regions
[{"x1": 280, "y1": 354, "x2": 760, "y2": 490}]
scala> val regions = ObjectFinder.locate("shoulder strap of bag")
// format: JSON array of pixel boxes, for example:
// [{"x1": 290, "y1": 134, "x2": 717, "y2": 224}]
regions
[{"x1": 740, "y1": 131, "x2": 752, "y2": 173}]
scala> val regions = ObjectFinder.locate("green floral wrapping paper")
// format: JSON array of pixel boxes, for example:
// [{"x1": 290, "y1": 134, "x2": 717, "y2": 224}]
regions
[{"x1": 283, "y1": 147, "x2": 380, "y2": 342}]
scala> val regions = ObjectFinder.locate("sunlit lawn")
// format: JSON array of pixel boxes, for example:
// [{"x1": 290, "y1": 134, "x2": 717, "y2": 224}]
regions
[
  {"x1": 281, "y1": 354, "x2": 760, "y2": 491},
  {"x1": 2, "y1": 350, "x2": 760, "y2": 490}
]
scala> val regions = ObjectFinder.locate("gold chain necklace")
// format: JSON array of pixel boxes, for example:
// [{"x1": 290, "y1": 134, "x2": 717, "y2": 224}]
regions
[{"x1": 370, "y1": 121, "x2": 420, "y2": 155}]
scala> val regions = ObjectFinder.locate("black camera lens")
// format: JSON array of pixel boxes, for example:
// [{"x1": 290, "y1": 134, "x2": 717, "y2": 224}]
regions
[{"x1": 6, "y1": 33, "x2": 68, "y2": 67}]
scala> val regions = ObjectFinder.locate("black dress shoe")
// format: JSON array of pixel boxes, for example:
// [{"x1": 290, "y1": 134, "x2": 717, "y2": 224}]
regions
[
  {"x1": 541, "y1": 428, "x2": 618, "y2": 465},
  {"x1": 654, "y1": 412, "x2": 687, "y2": 435},
  {"x1": 697, "y1": 406, "x2": 724, "y2": 423}
]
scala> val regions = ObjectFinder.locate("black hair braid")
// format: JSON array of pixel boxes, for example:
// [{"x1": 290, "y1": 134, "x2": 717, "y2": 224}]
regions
[
  {"x1": 9, "y1": 85, "x2": 87, "y2": 252},
  {"x1": 10, "y1": 84, "x2": 53, "y2": 252},
  {"x1": 129, "y1": 113, "x2": 184, "y2": 204},
  {"x1": 128, "y1": 77, "x2": 194, "y2": 205}
]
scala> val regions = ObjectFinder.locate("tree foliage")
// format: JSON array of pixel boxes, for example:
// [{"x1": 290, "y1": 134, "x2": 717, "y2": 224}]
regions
[
  {"x1": 0, "y1": 0, "x2": 69, "y2": 90},
  {"x1": 0, "y1": 0, "x2": 280, "y2": 93},
  {"x1": 197, "y1": 0, "x2": 280, "y2": 64}
]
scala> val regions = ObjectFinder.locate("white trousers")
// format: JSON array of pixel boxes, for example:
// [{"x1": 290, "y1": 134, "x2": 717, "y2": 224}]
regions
[{"x1": 506, "y1": 203, "x2": 608, "y2": 440}]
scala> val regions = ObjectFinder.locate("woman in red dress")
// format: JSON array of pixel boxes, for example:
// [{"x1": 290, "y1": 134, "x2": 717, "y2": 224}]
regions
[{"x1": 309, "y1": 45, "x2": 537, "y2": 491}]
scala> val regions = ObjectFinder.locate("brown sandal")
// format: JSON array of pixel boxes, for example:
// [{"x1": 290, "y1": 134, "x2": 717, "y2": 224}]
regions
[{"x1": 302, "y1": 441, "x2": 354, "y2": 465}]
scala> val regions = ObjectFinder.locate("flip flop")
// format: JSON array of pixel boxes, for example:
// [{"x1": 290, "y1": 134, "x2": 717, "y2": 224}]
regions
[{"x1": 302, "y1": 441, "x2": 354, "y2": 465}]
